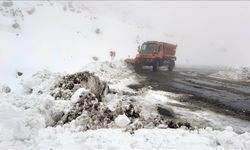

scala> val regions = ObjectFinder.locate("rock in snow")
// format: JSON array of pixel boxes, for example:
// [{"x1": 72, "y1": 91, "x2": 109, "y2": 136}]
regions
[
  {"x1": 1, "y1": 85, "x2": 11, "y2": 93},
  {"x1": 50, "y1": 71, "x2": 109, "y2": 100}
]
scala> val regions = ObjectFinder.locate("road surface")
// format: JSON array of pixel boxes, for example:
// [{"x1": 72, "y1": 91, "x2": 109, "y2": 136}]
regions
[{"x1": 130, "y1": 66, "x2": 250, "y2": 121}]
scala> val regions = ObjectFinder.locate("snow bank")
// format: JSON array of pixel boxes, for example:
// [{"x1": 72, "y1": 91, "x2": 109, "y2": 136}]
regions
[
  {"x1": 83, "y1": 60, "x2": 139, "y2": 92},
  {"x1": 210, "y1": 67, "x2": 250, "y2": 82},
  {"x1": 0, "y1": 95, "x2": 50, "y2": 142},
  {"x1": 2, "y1": 127, "x2": 250, "y2": 150},
  {"x1": 0, "y1": 60, "x2": 250, "y2": 149},
  {"x1": 0, "y1": 70, "x2": 61, "y2": 144}
]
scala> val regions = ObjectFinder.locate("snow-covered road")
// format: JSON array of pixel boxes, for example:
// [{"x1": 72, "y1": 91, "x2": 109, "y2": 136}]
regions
[{"x1": 132, "y1": 66, "x2": 250, "y2": 132}]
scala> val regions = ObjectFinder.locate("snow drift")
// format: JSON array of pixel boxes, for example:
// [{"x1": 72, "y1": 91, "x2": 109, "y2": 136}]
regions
[{"x1": 210, "y1": 67, "x2": 250, "y2": 82}]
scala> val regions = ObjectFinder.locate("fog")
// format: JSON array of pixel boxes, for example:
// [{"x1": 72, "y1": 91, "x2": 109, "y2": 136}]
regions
[{"x1": 95, "y1": 1, "x2": 250, "y2": 67}]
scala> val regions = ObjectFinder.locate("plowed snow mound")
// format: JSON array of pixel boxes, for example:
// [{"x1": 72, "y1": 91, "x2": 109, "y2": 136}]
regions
[
  {"x1": 51, "y1": 71, "x2": 109, "y2": 100},
  {"x1": 49, "y1": 63, "x2": 192, "y2": 132},
  {"x1": 82, "y1": 60, "x2": 139, "y2": 92},
  {"x1": 210, "y1": 67, "x2": 250, "y2": 82}
]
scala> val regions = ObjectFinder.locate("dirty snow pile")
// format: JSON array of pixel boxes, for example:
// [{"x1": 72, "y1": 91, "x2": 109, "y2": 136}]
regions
[
  {"x1": 0, "y1": 61, "x2": 249, "y2": 149},
  {"x1": 48, "y1": 61, "x2": 192, "y2": 133},
  {"x1": 210, "y1": 67, "x2": 250, "y2": 82},
  {"x1": 82, "y1": 60, "x2": 140, "y2": 92}
]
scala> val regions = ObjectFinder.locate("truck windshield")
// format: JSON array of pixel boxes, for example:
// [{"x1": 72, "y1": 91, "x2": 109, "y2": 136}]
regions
[{"x1": 141, "y1": 43, "x2": 157, "y2": 53}]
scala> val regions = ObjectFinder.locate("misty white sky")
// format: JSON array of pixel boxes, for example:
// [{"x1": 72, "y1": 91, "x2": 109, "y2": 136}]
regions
[{"x1": 97, "y1": 1, "x2": 250, "y2": 67}]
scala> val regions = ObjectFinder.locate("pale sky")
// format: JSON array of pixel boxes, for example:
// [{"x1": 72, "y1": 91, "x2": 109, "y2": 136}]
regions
[
  {"x1": 96, "y1": 1, "x2": 250, "y2": 67},
  {"x1": 1, "y1": 1, "x2": 250, "y2": 75}
]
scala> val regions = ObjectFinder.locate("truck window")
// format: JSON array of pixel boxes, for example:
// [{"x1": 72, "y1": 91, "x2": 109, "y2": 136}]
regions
[{"x1": 141, "y1": 43, "x2": 157, "y2": 53}]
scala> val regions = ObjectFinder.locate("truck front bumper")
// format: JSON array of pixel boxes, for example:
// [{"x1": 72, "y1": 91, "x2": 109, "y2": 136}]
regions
[{"x1": 139, "y1": 58, "x2": 154, "y2": 66}]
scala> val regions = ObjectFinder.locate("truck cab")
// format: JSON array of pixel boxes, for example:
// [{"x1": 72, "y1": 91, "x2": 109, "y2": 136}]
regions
[{"x1": 135, "y1": 41, "x2": 177, "y2": 71}]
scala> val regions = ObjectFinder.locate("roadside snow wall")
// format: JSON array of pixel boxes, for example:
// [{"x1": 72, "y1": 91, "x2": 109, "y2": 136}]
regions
[{"x1": 210, "y1": 67, "x2": 250, "y2": 82}]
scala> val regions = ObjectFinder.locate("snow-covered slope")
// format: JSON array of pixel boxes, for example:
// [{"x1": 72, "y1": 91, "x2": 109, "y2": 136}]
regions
[{"x1": 0, "y1": 1, "x2": 145, "y2": 87}]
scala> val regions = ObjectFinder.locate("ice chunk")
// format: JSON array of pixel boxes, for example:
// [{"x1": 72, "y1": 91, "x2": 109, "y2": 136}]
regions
[
  {"x1": 115, "y1": 114, "x2": 131, "y2": 128},
  {"x1": 71, "y1": 88, "x2": 88, "y2": 103}
]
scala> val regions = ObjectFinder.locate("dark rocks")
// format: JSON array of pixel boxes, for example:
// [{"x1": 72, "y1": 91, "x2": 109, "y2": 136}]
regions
[
  {"x1": 51, "y1": 71, "x2": 109, "y2": 100},
  {"x1": 166, "y1": 120, "x2": 191, "y2": 129},
  {"x1": 25, "y1": 88, "x2": 33, "y2": 94},
  {"x1": 95, "y1": 28, "x2": 101, "y2": 34},
  {"x1": 26, "y1": 7, "x2": 35, "y2": 15},
  {"x1": 92, "y1": 56, "x2": 99, "y2": 61},
  {"x1": 56, "y1": 92, "x2": 115, "y2": 130},
  {"x1": 12, "y1": 21, "x2": 20, "y2": 29},
  {"x1": 124, "y1": 103, "x2": 140, "y2": 119},
  {"x1": 17, "y1": 71, "x2": 23, "y2": 76},
  {"x1": 1, "y1": 85, "x2": 11, "y2": 93},
  {"x1": 50, "y1": 71, "x2": 192, "y2": 133},
  {"x1": 157, "y1": 105, "x2": 175, "y2": 118},
  {"x1": 37, "y1": 90, "x2": 43, "y2": 95},
  {"x1": 125, "y1": 115, "x2": 193, "y2": 134},
  {"x1": 51, "y1": 88, "x2": 72, "y2": 100},
  {"x1": 51, "y1": 112, "x2": 64, "y2": 123}
]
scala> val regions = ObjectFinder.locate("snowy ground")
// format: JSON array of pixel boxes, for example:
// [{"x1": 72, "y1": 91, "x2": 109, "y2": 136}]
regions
[
  {"x1": 1, "y1": 60, "x2": 250, "y2": 150},
  {"x1": 3, "y1": 127, "x2": 250, "y2": 150}
]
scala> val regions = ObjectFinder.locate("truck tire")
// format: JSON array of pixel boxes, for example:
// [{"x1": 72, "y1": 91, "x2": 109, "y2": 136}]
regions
[
  {"x1": 153, "y1": 61, "x2": 159, "y2": 72},
  {"x1": 168, "y1": 61, "x2": 175, "y2": 71}
]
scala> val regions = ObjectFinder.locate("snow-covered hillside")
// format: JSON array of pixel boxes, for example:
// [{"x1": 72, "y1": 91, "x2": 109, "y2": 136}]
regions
[
  {"x1": 0, "y1": 1, "x2": 149, "y2": 88},
  {"x1": 0, "y1": 1, "x2": 142, "y2": 72}
]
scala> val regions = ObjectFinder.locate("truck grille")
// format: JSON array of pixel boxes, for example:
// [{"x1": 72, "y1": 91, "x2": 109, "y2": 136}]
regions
[{"x1": 142, "y1": 58, "x2": 152, "y2": 62}]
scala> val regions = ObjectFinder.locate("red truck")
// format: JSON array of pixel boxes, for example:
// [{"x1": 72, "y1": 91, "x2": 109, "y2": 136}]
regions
[{"x1": 126, "y1": 41, "x2": 177, "y2": 72}]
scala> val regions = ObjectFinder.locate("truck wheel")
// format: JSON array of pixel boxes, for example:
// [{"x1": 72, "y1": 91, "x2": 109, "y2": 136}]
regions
[
  {"x1": 168, "y1": 61, "x2": 175, "y2": 71},
  {"x1": 153, "y1": 61, "x2": 159, "y2": 72}
]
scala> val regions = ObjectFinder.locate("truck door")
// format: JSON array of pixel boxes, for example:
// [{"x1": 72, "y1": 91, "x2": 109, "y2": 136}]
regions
[{"x1": 159, "y1": 44, "x2": 164, "y2": 57}]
